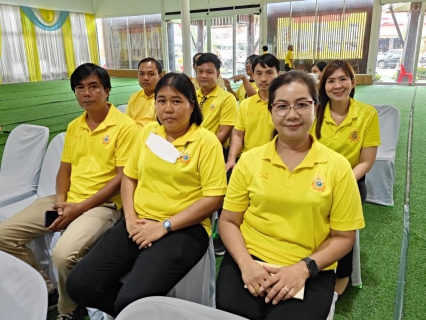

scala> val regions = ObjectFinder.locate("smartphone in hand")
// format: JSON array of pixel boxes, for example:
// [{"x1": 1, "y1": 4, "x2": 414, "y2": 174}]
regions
[{"x1": 44, "y1": 210, "x2": 59, "y2": 227}]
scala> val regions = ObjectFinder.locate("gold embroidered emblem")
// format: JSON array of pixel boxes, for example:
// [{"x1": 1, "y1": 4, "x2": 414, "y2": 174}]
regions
[
  {"x1": 102, "y1": 134, "x2": 111, "y2": 145},
  {"x1": 210, "y1": 104, "x2": 215, "y2": 110},
  {"x1": 311, "y1": 175, "x2": 326, "y2": 192},
  {"x1": 180, "y1": 152, "x2": 191, "y2": 164},
  {"x1": 349, "y1": 130, "x2": 360, "y2": 142}
]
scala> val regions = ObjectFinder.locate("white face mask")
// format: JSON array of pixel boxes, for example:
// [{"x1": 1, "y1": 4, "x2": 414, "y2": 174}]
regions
[{"x1": 145, "y1": 133, "x2": 181, "y2": 164}]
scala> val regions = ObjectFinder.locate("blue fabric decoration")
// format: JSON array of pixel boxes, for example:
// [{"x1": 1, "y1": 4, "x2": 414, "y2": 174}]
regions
[{"x1": 20, "y1": 6, "x2": 69, "y2": 31}]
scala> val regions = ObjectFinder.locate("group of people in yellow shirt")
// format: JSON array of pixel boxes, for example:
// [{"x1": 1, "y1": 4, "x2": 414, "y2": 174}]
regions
[{"x1": 0, "y1": 50, "x2": 380, "y2": 320}]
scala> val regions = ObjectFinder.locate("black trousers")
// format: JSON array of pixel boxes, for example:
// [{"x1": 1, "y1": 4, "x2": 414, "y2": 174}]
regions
[
  {"x1": 336, "y1": 176, "x2": 367, "y2": 278},
  {"x1": 66, "y1": 219, "x2": 209, "y2": 316},
  {"x1": 216, "y1": 253, "x2": 336, "y2": 320}
]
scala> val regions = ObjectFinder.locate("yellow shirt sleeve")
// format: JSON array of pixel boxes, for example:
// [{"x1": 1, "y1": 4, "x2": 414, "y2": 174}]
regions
[
  {"x1": 235, "y1": 100, "x2": 247, "y2": 131},
  {"x1": 219, "y1": 94, "x2": 237, "y2": 126},
  {"x1": 363, "y1": 109, "x2": 381, "y2": 148},
  {"x1": 124, "y1": 129, "x2": 146, "y2": 179},
  {"x1": 125, "y1": 91, "x2": 138, "y2": 117},
  {"x1": 223, "y1": 156, "x2": 250, "y2": 213},
  {"x1": 329, "y1": 156, "x2": 365, "y2": 231},
  {"x1": 115, "y1": 123, "x2": 140, "y2": 167},
  {"x1": 61, "y1": 123, "x2": 73, "y2": 163}
]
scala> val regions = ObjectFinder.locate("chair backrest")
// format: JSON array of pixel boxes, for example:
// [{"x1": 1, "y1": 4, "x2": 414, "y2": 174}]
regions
[
  {"x1": 116, "y1": 296, "x2": 248, "y2": 320},
  {"x1": 371, "y1": 105, "x2": 400, "y2": 158},
  {"x1": 0, "y1": 125, "x2": 49, "y2": 182},
  {"x1": 117, "y1": 105, "x2": 127, "y2": 113},
  {"x1": 0, "y1": 251, "x2": 47, "y2": 319},
  {"x1": 37, "y1": 132, "x2": 65, "y2": 197}
]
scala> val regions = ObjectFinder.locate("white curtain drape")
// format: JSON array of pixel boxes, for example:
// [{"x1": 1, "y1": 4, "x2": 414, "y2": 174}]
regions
[
  {"x1": 70, "y1": 12, "x2": 91, "y2": 67},
  {"x1": 0, "y1": 5, "x2": 29, "y2": 83}
]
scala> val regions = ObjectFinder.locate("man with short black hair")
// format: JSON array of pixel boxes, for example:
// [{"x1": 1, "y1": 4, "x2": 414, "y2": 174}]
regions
[
  {"x1": 0, "y1": 63, "x2": 139, "y2": 320},
  {"x1": 126, "y1": 58, "x2": 162, "y2": 129}
]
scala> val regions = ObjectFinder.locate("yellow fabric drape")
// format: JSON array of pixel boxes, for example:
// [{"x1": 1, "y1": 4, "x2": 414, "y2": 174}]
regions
[
  {"x1": 62, "y1": 15, "x2": 76, "y2": 78},
  {"x1": 39, "y1": 9, "x2": 55, "y2": 24},
  {"x1": 85, "y1": 14, "x2": 100, "y2": 65},
  {"x1": 20, "y1": 9, "x2": 42, "y2": 82}
]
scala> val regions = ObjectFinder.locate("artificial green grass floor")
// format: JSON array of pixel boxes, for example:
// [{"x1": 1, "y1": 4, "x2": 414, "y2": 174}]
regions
[{"x1": 0, "y1": 81, "x2": 421, "y2": 319}]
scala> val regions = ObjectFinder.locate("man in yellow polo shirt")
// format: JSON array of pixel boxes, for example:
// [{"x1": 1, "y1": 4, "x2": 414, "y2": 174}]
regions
[
  {"x1": 126, "y1": 58, "x2": 162, "y2": 129},
  {"x1": 191, "y1": 52, "x2": 227, "y2": 91},
  {"x1": 195, "y1": 53, "x2": 237, "y2": 151},
  {"x1": 226, "y1": 54, "x2": 280, "y2": 172},
  {"x1": 285, "y1": 44, "x2": 294, "y2": 71},
  {"x1": 0, "y1": 63, "x2": 139, "y2": 320}
]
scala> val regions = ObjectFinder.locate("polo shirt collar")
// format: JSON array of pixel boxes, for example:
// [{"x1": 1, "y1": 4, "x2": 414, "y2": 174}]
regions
[
  {"x1": 140, "y1": 89, "x2": 154, "y2": 100},
  {"x1": 78, "y1": 103, "x2": 118, "y2": 132},
  {"x1": 152, "y1": 123, "x2": 200, "y2": 147},
  {"x1": 254, "y1": 92, "x2": 267, "y2": 104},
  {"x1": 262, "y1": 134, "x2": 328, "y2": 169},
  {"x1": 324, "y1": 98, "x2": 359, "y2": 125},
  {"x1": 197, "y1": 85, "x2": 221, "y2": 99}
]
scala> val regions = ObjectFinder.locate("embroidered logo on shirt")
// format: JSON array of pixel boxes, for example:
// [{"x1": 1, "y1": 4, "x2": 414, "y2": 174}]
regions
[
  {"x1": 258, "y1": 172, "x2": 269, "y2": 179},
  {"x1": 349, "y1": 130, "x2": 360, "y2": 142},
  {"x1": 180, "y1": 152, "x2": 191, "y2": 164},
  {"x1": 311, "y1": 175, "x2": 326, "y2": 192},
  {"x1": 102, "y1": 134, "x2": 111, "y2": 145},
  {"x1": 210, "y1": 104, "x2": 215, "y2": 110}
]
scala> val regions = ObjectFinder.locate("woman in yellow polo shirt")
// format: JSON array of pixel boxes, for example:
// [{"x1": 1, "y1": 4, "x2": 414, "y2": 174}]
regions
[
  {"x1": 216, "y1": 71, "x2": 364, "y2": 319},
  {"x1": 313, "y1": 60, "x2": 381, "y2": 296},
  {"x1": 67, "y1": 73, "x2": 227, "y2": 317}
]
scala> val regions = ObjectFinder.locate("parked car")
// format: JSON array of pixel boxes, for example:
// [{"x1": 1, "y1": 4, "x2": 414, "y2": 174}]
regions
[{"x1": 377, "y1": 49, "x2": 402, "y2": 69}]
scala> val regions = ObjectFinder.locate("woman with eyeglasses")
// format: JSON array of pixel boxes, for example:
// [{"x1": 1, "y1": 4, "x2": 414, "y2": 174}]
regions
[
  {"x1": 312, "y1": 60, "x2": 380, "y2": 296},
  {"x1": 66, "y1": 73, "x2": 227, "y2": 317},
  {"x1": 216, "y1": 71, "x2": 365, "y2": 319},
  {"x1": 224, "y1": 54, "x2": 259, "y2": 101}
]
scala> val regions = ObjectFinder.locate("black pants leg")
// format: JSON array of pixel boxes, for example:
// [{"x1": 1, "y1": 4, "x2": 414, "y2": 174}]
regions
[
  {"x1": 336, "y1": 176, "x2": 366, "y2": 278},
  {"x1": 67, "y1": 219, "x2": 209, "y2": 316},
  {"x1": 216, "y1": 253, "x2": 336, "y2": 320}
]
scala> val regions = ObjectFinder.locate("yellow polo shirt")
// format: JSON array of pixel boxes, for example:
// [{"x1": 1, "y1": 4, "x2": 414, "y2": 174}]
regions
[
  {"x1": 61, "y1": 104, "x2": 139, "y2": 209},
  {"x1": 285, "y1": 50, "x2": 293, "y2": 68},
  {"x1": 196, "y1": 85, "x2": 237, "y2": 147},
  {"x1": 311, "y1": 98, "x2": 381, "y2": 168},
  {"x1": 224, "y1": 135, "x2": 365, "y2": 269},
  {"x1": 125, "y1": 89, "x2": 155, "y2": 129},
  {"x1": 235, "y1": 93, "x2": 275, "y2": 153},
  {"x1": 235, "y1": 80, "x2": 258, "y2": 102},
  {"x1": 124, "y1": 123, "x2": 227, "y2": 236}
]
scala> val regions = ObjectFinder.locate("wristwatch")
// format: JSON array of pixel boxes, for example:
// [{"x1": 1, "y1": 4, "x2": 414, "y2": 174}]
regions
[
  {"x1": 301, "y1": 257, "x2": 319, "y2": 278},
  {"x1": 163, "y1": 219, "x2": 172, "y2": 232}
]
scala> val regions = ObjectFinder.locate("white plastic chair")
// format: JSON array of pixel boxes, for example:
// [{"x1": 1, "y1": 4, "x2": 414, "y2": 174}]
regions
[
  {"x1": 0, "y1": 133, "x2": 65, "y2": 282},
  {"x1": 117, "y1": 105, "x2": 127, "y2": 113},
  {"x1": 103, "y1": 238, "x2": 215, "y2": 320},
  {"x1": 0, "y1": 250, "x2": 48, "y2": 320},
  {"x1": 366, "y1": 105, "x2": 400, "y2": 206},
  {"x1": 115, "y1": 296, "x2": 248, "y2": 320},
  {"x1": 0, "y1": 132, "x2": 65, "y2": 222},
  {"x1": 0, "y1": 124, "x2": 49, "y2": 208}
]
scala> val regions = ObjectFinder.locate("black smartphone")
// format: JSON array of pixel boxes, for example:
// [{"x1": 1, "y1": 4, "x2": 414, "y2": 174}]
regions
[{"x1": 44, "y1": 210, "x2": 59, "y2": 227}]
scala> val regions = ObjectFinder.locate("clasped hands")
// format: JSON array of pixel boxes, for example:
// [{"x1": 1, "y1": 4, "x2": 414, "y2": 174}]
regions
[
  {"x1": 127, "y1": 217, "x2": 167, "y2": 249},
  {"x1": 241, "y1": 259, "x2": 309, "y2": 305},
  {"x1": 48, "y1": 201, "x2": 82, "y2": 231}
]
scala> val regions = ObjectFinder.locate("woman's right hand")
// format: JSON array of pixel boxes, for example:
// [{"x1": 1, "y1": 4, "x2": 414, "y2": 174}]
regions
[
  {"x1": 240, "y1": 259, "x2": 271, "y2": 297},
  {"x1": 125, "y1": 214, "x2": 140, "y2": 235}
]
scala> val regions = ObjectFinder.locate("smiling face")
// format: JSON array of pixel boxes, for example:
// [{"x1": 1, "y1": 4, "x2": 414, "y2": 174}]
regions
[
  {"x1": 155, "y1": 86, "x2": 194, "y2": 136},
  {"x1": 138, "y1": 61, "x2": 161, "y2": 96},
  {"x1": 74, "y1": 74, "x2": 110, "y2": 113},
  {"x1": 271, "y1": 81, "x2": 316, "y2": 143},
  {"x1": 324, "y1": 68, "x2": 355, "y2": 104}
]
